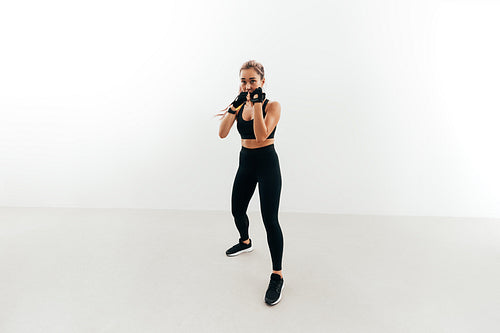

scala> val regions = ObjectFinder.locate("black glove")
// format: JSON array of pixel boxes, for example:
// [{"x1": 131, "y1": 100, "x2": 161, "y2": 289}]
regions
[
  {"x1": 232, "y1": 91, "x2": 248, "y2": 109},
  {"x1": 250, "y1": 87, "x2": 266, "y2": 103}
]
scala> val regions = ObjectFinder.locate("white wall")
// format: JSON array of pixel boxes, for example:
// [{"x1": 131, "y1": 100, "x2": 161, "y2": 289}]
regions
[{"x1": 1, "y1": 0, "x2": 499, "y2": 218}]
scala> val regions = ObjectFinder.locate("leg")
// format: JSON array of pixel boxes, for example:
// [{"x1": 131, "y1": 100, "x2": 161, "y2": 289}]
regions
[
  {"x1": 231, "y1": 166, "x2": 257, "y2": 242},
  {"x1": 257, "y1": 151, "x2": 283, "y2": 272}
]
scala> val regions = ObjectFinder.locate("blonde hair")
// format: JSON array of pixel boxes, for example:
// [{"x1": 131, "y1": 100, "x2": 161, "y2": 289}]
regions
[
  {"x1": 215, "y1": 60, "x2": 266, "y2": 119},
  {"x1": 240, "y1": 60, "x2": 265, "y2": 80}
]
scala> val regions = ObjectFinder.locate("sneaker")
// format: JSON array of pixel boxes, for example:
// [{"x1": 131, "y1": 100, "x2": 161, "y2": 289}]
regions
[
  {"x1": 265, "y1": 273, "x2": 284, "y2": 306},
  {"x1": 225, "y1": 239, "x2": 253, "y2": 257}
]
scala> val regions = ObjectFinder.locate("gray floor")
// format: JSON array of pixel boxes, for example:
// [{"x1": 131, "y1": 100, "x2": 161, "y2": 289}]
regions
[{"x1": 0, "y1": 207, "x2": 499, "y2": 333}]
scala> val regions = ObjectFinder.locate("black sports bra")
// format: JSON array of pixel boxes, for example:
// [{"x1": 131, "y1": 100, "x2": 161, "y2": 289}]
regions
[{"x1": 236, "y1": 99, "x2": 277, "y2": 140}]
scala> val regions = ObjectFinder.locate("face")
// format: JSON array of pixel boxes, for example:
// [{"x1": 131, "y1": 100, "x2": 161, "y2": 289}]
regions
[{"x1": 240, "y1": 68, "x2": 265, "y2": 93}]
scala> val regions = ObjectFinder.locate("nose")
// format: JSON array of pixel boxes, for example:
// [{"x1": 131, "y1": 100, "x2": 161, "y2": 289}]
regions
[{"x1": 245, "y1": 83, "x2": 251, "y2": 91}]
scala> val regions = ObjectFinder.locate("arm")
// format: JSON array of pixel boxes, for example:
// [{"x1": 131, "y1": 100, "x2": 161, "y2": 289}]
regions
[
  {"x1": 253, "y1": 101, "x2": 281, "y2": 143},
  {"x1": 218, "y1": 106, "x2": 239, "y2": 139}
]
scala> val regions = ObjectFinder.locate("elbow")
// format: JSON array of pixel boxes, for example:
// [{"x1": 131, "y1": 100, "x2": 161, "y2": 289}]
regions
[
  {"x1": 255, "y1": 136, "x2": 267, "y2": 143},
  {"x1": 255, "y1": 128, "x2": 268, "y2": 143},
  {"x1": 219, "y1": 130, "x2": 227, "y2": 139}
]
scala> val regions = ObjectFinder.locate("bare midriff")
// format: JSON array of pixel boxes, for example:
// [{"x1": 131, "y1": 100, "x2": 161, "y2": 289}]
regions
[{"x1": 241, "y1": 138, "x2": 275, "y2": 149}]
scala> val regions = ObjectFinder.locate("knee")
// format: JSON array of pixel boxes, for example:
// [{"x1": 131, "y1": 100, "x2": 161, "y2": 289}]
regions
[
  {"x1": 263, "y1": 217, "x2": 281, "y2": 232},
  {"x1": 231, "y1": 208, "x2": 246, "y2": 219}
]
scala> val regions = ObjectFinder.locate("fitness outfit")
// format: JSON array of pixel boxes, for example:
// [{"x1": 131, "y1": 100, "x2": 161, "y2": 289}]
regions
[{"x1": 230, "y1": 99, "x2": 283, "y2": 271}]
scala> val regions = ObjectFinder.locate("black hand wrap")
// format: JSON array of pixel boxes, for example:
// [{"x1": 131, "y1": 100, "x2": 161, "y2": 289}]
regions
[
  {"x1": 250, "y1": 87, "x2": 266, "y2": 103},
  {"x1": 232, "y1": 91, "x2": 248, "y2": 109}
]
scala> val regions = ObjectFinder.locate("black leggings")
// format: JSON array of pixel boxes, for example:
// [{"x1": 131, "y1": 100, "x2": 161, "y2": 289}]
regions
[{"x1": 231, "y1": 144, "x2": 284, "y2": 271}]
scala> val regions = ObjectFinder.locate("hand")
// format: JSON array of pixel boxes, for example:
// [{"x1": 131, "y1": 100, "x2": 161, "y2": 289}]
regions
[
  {"x1": 250, "y1": 87, "x2": 266, "y2": 104},
  {"x1": 232, "y1": 91, "x2": 248, "y2": 109}
]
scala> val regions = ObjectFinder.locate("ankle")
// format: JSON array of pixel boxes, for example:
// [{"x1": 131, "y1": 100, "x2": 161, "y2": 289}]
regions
[
  {"x1": 272, "y1": 270, "x2": 283, "y2": 278},
  {"x1": 242, "y1": 239, "x2": 250, "y2": 245}
]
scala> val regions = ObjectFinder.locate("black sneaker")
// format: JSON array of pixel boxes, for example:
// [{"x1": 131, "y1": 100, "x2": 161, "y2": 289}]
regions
[
  {"x1": 265, "y1": 273, "x2": 284, "y2": 306},
  {"x1": 225, "y1": 239, "x2": 253, "y2": 257}
]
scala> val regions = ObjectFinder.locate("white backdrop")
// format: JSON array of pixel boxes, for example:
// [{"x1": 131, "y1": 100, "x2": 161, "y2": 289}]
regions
[{"x1": 1, "y1": 0, "x2": 499, "y2": 218}]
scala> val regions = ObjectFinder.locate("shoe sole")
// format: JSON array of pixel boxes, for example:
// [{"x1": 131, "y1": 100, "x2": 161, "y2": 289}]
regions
[
  {"x1": 265, "y1": 282, "x2": 284, "y2": 306},
  {"x1": 226, "y1": 246, "x2": 253, "y2": 257}
]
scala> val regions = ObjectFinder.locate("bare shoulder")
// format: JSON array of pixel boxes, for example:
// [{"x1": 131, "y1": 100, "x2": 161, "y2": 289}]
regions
[{"x1": 267, "y1": 100, "x2": 281, "y2": 113}]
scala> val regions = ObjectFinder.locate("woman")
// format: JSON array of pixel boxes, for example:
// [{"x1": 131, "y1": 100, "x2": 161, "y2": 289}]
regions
[{"x1": 218, "y1": 60, "x2": 284, "y2": 306}]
